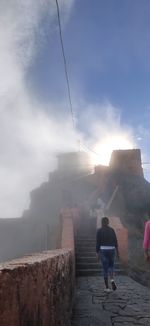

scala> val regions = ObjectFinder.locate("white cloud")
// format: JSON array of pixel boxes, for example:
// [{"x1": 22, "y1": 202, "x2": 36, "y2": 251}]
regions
[
  {"x1": 0, "y1": 0, "x2": 75, "y2": 217},
  {"x1": 0, "y1": 98, "x2": 79, "y2": 217}
]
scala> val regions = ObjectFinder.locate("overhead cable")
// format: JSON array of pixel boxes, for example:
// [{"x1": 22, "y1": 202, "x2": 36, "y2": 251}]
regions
[
  {"x1": 81, "y1": 143, "x2": 101, "y2": 156},
  {"x1": 55, "y1": 0, "x2": 104, "y2": 158},
  {"x1": 55, "y1": 0, "x2": 75, "y2": 128}
]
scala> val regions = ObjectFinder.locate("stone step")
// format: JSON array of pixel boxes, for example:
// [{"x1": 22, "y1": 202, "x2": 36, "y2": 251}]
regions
[
  {"x1": 75, "y1": 230, "x2": 96, "y2": 239},
  {"x1": 75, "y1": 245, "x2": 95, "y2": 250},
  {"x1": 76, "y1": 262, "x2": 100, "y2": 269},
  {"x1": 75, "y1": 238, "x2": 96, "y2": 241},
  {"x1": 75, "y1": 241, "x2": 96, "y2": 246},
  {"x1": 76, "y1": 262, "x2": 121, "y2": 269},
  {"x1": 76, "y1": 235, "x2": 96, "y2": 239},
  {"x1": 76, "y1": 252, "x2": 96, "y2": 257},
  {"x1": 76, "y1": 250, "x2": 96, "y2": 255},
  {"x1": 75, "y1": 247, "x2": 96, "y2": 251},
  {"x1": 76, "y1": 256, "x2": 98, "y2": 263},
  {"x1": 76, "y1": 269, "x2": 100, "y2": 276},
  {"x1": 76, "y1": 268, "x2": 125, "y2": 277},
  {"x1": 75, "y1": 247, "x2": 96, "y2": 252}
]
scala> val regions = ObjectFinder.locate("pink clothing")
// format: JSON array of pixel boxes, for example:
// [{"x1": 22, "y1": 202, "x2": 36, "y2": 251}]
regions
[{"x1": 143, "y1": 220, "x2": 150, "y2": 249}]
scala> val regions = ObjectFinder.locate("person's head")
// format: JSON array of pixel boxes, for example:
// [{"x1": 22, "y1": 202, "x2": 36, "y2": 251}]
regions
[{"x1": 101, "y1": 217, "x2": 109, "y2": 227}]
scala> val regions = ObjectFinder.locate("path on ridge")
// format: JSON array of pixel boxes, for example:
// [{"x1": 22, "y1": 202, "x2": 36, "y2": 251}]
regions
[
  {"x1": 71, "y1": 275, "x2": 150, "y2": 326},
  {"x1": 72, "y1": 214, "x2": 150, "y2": 326}
]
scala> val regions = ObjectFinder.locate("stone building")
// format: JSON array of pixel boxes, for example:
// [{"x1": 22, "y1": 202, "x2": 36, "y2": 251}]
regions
[
  {"x1": 109, "y1": 149, "x2": 143, "y2": 176},
  {"x1": 0, "y1": 148, "x2": 149, "y2": 263}
]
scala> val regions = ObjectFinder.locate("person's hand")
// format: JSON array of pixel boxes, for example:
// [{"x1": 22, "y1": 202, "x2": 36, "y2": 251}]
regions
[
  {"x1": 146, "y1": 256, "x2": 150, "y2": 263},
  {"x1": 96, "y1": 253, "x2": 99, "y2": 261},
  {"x1": 144, "y1": 250, "x2": 150, "y2": 262},
  {"x1": 116, "y1": 249, "x2": 120, "y2": 261},
  {"x1": 117, "y1": 253, "x2": 120, "y2": 261},
  {"x1": 145, "y1": 253, "x2": 150, "y2": 263}
]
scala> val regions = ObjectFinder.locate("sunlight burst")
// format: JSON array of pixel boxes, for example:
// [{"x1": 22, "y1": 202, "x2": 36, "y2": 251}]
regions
[{"x1": 91, "y1": 134, "x2": 135, "y2": 166}]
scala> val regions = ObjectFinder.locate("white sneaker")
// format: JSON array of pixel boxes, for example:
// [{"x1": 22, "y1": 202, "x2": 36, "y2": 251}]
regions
[{"x1": 104, "y1": 288, "x2": 111, "y2": 293}]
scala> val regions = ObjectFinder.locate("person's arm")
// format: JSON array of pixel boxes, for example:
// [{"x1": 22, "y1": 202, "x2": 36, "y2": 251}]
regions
[
  {"x1": 143, "y1": 221, "x2": 150, "y2": 260},
  {"x1": 144, "y1": 249, "x2": 149, "y2": 260},
  {"x1": 96, "y1": 229, "x2": 101, "y2": 256}
]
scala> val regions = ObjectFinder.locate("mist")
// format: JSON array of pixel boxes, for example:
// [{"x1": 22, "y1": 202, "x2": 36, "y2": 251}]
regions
[
  {"x1": 0, "y1": 1, "x2": 138, "y2": 218},
  {"x1": 0, "y1": 0, "x2": 77, "y2": 218}
]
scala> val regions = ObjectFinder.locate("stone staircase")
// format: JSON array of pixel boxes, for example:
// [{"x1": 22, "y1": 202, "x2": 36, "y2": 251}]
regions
[{"x1": 75, "y1": 216, "x2": 125, "y2": 276}]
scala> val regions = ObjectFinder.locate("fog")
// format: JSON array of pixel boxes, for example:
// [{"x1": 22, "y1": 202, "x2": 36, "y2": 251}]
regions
[
  {"x1": 0, "y1": 0, "x2": 78, "y2": 218},
  {"x1": 0, "y1": 1, "x2": 138, "y2": 218}
]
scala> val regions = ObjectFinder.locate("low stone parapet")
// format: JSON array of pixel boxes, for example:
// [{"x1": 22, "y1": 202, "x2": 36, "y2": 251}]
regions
[
  {"x1": 61, "y1": 215, "x2": 74, "y2": 251},
  {"x1": 0, "y1": 249, "x2": 74, "y2": 326}
]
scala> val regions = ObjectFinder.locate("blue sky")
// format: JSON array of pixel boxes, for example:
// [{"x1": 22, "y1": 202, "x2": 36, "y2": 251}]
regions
[
  {"x1": 1, "y1": 0, "x2": 150, "y2": 217},
  {"x1": 25, "y1": 0, "x2": 150, "y2": 177},
  {"x1": 28, "y1": 0, "x2": 150, "y2": 124}
]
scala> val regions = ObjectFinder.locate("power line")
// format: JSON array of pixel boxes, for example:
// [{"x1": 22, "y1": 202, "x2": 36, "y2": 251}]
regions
[
  {"x1": 55, "y1": 0, "x2": 75, "y2": 128},
  {"x1": 55, "y1": 1, "x2": 100, "y2": 156},
  {"x1": 55, "y1": 0, "x2": 104, "y2": 157},
  {"x1": 54, "y1": 2, "x2": 150, "y2": 163},
  {"x1": 81, "y1": 143, "x2": 101, "y2": 156}
]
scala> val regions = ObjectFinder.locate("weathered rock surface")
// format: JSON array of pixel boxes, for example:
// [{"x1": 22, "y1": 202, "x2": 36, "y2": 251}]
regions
[
  {"x1": 71, "y1": 276, "x2": 150, "y2": 326},
  {"x1": 0, "y1": 249, "x2": 74, "y2": 326}
]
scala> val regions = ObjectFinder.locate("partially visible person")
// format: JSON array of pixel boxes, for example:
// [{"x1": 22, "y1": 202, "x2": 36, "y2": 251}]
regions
[
  {"x1": 90, "y1": 206, "x2": 97, "y2": 219},
  {"x1": 96, "y1": 197, "x2": 105, "y2": 218},
  {"x1": 89, "y1": 205, "x2": 97, "y2": 233},
  {"x1": 96, "y1": 217, "x2": 119, "y2": 292},
  {"x1": 143, "y1": 219, "x2": 150, "y2": 263}
]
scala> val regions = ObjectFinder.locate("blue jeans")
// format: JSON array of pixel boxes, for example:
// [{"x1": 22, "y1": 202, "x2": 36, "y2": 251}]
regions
[{"x1": 100, "y1": 249, "x2": 115, "y2": 277}]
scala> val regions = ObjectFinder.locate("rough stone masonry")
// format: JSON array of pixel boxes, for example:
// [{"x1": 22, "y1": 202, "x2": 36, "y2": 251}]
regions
[{"x1": 0, "y1": 249, "x2": 74, "y2": 326}]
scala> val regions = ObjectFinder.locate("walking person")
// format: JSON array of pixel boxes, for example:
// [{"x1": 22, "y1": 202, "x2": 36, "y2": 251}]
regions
[
  {"x1": 96, "y1": 217, "x2": 119, "y2": 292},
  {"x1": 143, "y1": 219, "x2": 150, "y2": 263}
]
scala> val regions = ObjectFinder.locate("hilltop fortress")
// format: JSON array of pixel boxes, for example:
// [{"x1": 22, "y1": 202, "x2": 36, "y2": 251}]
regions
[{"x1": 0, "y1": 149, "x2": 149, "y2": 263}]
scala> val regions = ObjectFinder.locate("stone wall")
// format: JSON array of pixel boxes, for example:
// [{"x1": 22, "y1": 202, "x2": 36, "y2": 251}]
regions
[
  {"x1": 110, "y1": 216, "x2": 128, "y2": 264},
  {"x1": 0, "y1": 250, "x2": 74, "y2": 326},
  {"x1": 61, "y1": 214, "x2": 75, "y2": 251}
]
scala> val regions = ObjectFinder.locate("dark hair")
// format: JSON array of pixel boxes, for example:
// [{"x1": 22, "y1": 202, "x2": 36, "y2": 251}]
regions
[{"x1": 101, "y1": 217, "x2": 109, "y2": 227}]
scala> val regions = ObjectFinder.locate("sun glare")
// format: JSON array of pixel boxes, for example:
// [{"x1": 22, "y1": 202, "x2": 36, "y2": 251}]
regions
[{"x1": 91, "y1": 134, "x2": 134, "y2": 166}]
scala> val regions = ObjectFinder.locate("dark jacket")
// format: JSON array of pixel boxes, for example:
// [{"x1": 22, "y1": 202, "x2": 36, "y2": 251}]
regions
[{"x1": 96, "y1": 226, "x2": 118, "y2": 253}]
